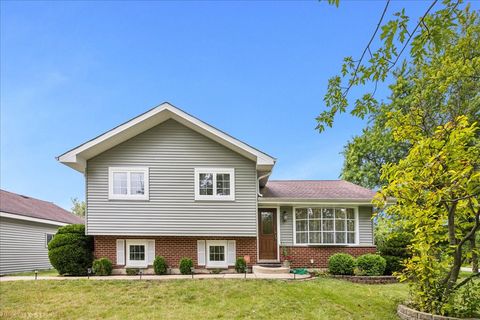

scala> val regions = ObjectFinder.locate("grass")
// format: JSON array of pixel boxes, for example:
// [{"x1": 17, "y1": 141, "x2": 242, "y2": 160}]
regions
[
  {"x1": 0, "y1": 278, "x2": 408, "y2": 319},
  {"x1": 7, "y1": 269, "x2": 59, "y2": 277}
]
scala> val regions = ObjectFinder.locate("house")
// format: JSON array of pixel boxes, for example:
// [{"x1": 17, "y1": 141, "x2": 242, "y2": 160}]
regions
[
  {"x1": 0, "y1": 189, "x2": 84, "y2": 275},
  {"x1": 57, "y1": 102, "x2": 377, "y2": 273}
]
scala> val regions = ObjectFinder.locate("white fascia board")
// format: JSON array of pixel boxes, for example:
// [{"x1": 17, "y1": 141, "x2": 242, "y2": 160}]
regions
[
  {"x1": 0, "y1": 211, "x2": 69, "y2": 227},
  {"x1": 257, "y1": 198, "x2": 377, "y2": 206},
  {"x1": 58, "y1": 103, "x2": 275, "y2": 173}
]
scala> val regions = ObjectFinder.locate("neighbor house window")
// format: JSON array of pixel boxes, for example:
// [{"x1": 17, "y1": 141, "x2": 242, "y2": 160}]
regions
[
  {"x1": 294, "y1": 207, "x2": 357, "y2": 245},
  {"x1": 194, "y1": 168, "x2": 235, "y2": 201},
  {"x1": 108, "y1": 167, "x2": 149, "y2": 200},
  {"x1": 45, "y1": 233, "x2": 55, "y2": 248}
]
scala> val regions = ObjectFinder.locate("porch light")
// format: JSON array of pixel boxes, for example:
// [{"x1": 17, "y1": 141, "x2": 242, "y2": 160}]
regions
[
  {"x1": 282, "y1": 211, "x2": 288, "y2": 222},
  {"x1": 310, "y1": 259, "x2": 314, "y2": 266}
]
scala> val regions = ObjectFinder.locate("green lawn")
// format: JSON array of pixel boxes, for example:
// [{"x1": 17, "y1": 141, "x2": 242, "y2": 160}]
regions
[
  {"x1": 7, "y1": 269, "x2": 59, "y2": 277},
  {"x1": 0, "y1": 278, "x2": 408, "y2": 319}
]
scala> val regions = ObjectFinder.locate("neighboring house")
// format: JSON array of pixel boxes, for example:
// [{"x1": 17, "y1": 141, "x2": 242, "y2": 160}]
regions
[
  {"x1": 0, "y1": 189, "x2": 84, "y2": 274},
  {"x1": 58, "y1": 102, "x2": 377, "y2": 272}
]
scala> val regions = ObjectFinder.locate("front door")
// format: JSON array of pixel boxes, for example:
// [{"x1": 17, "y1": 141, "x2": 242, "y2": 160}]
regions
[{"x1": 258, "y1": 208, "x2": 277, "y2": 260}]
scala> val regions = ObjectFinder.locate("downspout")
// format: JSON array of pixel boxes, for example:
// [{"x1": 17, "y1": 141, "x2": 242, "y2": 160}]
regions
[{"x1": 257, "y1": 172, "x2": 271, "y2": 197}]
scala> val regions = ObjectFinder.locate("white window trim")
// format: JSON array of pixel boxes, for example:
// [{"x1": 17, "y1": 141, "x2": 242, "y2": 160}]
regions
[
  {"x1": 292, "y1": 206, "x2": 359, "y2": 246},
  {"x1": 206, "y1": 240, "x2": 228, "y2": 268},
  {"x1": 194, "y1": 168, "x2": 235, "y2": 201},
  {"x1": 125, "y1": 239, "x2": 148, "y2": 268},
  {"x1": 108, "y1": 167, "x2": 149, "y2": 200}
]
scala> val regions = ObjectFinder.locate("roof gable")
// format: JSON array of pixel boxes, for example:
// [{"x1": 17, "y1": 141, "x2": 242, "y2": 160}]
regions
[{"x1": 58, "y1": 102, "x2": 276, "y2": 173}]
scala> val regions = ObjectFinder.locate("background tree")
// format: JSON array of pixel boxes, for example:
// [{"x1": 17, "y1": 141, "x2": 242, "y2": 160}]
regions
[
  {"x1": 319, "y1": 0, "x2": 480, "y2": 314},
  {"x1": 71, "y1": 197, "x2": 86, "y2": 218},
  {"x1": 374, "y1": 117, "x2": 479, "y2": 316}
]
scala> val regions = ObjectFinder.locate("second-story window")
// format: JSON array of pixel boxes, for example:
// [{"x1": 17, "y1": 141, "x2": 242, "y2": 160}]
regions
[
  {"x1": 194, "y1": 168, "x2": 235, "y2": 201},
  {"x1": 108, "y1": 167, "x2": 149, "y2": 200}
]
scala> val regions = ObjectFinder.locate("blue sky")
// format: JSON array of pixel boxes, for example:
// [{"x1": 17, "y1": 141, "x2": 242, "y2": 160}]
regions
[{"x1": 1, "y1": 1, "x2": 440, "y2": 210}]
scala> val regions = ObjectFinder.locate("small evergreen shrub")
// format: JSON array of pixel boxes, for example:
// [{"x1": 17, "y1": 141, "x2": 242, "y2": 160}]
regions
[
  {"x1": 382, "y1": 255, "x2": 404, "y2": 275},
  {"x1": 355, "y1": 254, "x2": 386, "y2": 276},
  {"x1": 235, "y1": 257, "x2": 247, "y2": 273},
  {"x1": 92, "y1": 258, "x2": 112, "y2": 276},
  {"x1": 126, "y1": 268, "x2": 139, "y2": 275},
  {"x1": 179, "y1": 258, "x2": 193, "y2": 275},
  {"x1": 48, "y1": 224, "x2": 93, "y2": 276},
  {"x1": 328, "y1": 253, "x2": 355, "y2": 275},
  {"x1": 153, "y1": 256, "x2": 168, "y2": 275}
]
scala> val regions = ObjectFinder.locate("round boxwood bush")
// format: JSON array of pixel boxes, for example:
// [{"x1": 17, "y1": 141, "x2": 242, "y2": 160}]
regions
[
  {"x1": 355, "y1": 254, "x2": 386, "y2": 276},
  {"x1": 179, "y1": 258, "x2": 193, "y2": 275},
  {"x1": 48, "y1": 224, "x2": 93, "y2": 276},
  {"x1": 92, "y1": 258, "x2": 113, "y2": 276},
  {"x1": 235, "y1": 257, "x2": 247, "y2": 273},
  {"x1": 382, "y1": 255, "x2": 404, "y2": 275},
  {"x1": 153, "y1": 256, "x2": 168, "y2": 275},
  {"x1": 328, "y1": 253, "x2": 355, "y2": 275}
]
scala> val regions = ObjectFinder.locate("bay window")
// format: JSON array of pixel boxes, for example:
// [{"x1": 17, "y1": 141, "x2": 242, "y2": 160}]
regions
[
  {"x1": 194, "y1": 168, "x2": 235, "y2": 201},
  {"x1": 294, "y1": 207, "x2": 357, "y2": 245}
]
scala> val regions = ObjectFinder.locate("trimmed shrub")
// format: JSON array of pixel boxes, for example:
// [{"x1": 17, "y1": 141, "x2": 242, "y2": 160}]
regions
[
  {"x1": 382, "y1": 255, "x2": 404, "y2": 275},
  {"x1": 153, "y1": 256, "x2": 168, "y2": 275},
  {"x1": 48, "y1": 224, "x2": 93, "y2": 276},
  {"x1": 126, "y1": 268, "x2": 139, "y2": 275},
  {"x1": 235, "y1": 257, "x2": 247, "y2": 273},
  {"x1": 328, "y1": 253, "x2": 355, "y2": 275},
  {"x1": 179, "y1": 258, "x2": 193, "y2": 275},
  {"x1": 355, "y1": 254, "x2": 386, "y2": 276},
  {"x1": 92, "y1": 258, "x2": 113, "y2": 276}
]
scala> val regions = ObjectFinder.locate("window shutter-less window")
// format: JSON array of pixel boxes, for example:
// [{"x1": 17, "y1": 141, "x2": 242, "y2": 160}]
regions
[
  {"x1": 116, "y1": 239, "x2": 125, "y2": 265},
  {"x1": 147, "y1": 240, "x2": 155, "y2": 265},
  {"x1": 227, "y1": 240, "x2": 236, "y2": 266},
  {"x1": 197, "y1": 240, "x2": 206, "y2": 266}
]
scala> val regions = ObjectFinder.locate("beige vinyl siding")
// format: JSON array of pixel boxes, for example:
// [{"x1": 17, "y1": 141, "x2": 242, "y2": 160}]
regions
[
  {"x1": 358, "y1": 206, "x2": 374, "y2": 245},
  {"x1": 0, "y1": 217, "x2": 58, "y2": 274},
  {"x1": 86, "y1": 119, "x2": 257, "y2": 237},
  {"x1": 279, "y1": 206, "x2": 294, "y2": 246},
  {"x1": 278, "y1": 205, "x2": 374, "y2": 246}
]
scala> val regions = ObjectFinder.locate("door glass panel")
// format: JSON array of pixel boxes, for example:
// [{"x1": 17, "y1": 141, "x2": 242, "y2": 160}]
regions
[
  {"x1": 209, "y1": 245, "x2": 225, "y2": 261},
  {"x1": 261, "y1": 212, "x2": 273, "y2": 234}
]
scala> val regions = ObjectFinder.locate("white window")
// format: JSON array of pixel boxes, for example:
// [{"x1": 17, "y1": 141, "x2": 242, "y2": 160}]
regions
[
  {"x1": 125, "y1": 239, "x2": 153, "y2": 267},
  {"x1": 206, "y1": 240, "x2": 228, "y2": 268},
  {"x1": 194, "y1": 168, "x2": 235, "y2": 201},
  {"x1": 45, "y1": 233, "x2": 55, "y2": 248},
  {"x1": 294, "y1": 207, "x2": 357, "y2": 245},
  {"x1": 108, "y1": 167, "x2": 149, "y2": 200}
]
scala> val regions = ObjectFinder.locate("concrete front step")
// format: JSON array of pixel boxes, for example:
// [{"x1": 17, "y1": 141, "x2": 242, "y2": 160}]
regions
[{"x1": 252, "y1": 265, "x2": 290, "y2": 274}]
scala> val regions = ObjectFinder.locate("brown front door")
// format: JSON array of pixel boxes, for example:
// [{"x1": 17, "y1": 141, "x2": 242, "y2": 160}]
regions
[{"x1": 258, "y1": 208, "x2": 277, "y2": 260}]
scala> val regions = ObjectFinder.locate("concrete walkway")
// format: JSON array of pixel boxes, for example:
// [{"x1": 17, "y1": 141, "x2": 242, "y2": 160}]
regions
[{"x1": 0, "y1": 273, "x2": 310, "y2": 282}]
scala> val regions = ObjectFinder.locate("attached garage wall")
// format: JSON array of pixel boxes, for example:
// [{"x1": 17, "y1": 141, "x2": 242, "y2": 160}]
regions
[{"x1": 0, "y1": 217, "x2": 59, "y2": 274}]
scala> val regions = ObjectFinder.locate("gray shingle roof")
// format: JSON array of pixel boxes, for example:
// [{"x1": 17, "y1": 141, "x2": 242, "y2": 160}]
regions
[
  {"x1": 260, "y1": 180, "x2": 376, "y2": 200},
  {"x1": 0, "y1": 189, "x2": 84, "y2": 224}
]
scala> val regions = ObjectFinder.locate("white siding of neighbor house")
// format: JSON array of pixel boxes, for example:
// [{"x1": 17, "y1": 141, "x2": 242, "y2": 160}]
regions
[
  {"x1": 0, "y1": 217, "x2": 59, "y2": 274},
  {"x1": 279, "y1": 205, "x2": 374, "y2": 246},
  {"x1": 86, "y1": 119, "x2": 257, "y2": 237}
]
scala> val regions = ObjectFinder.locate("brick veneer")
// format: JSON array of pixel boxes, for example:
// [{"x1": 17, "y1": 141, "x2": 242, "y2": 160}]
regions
[
  {"x1": 94, "y1": 235, "x2": 257, "y2": 268},
  {"x1": 281, "y1": 245, "x2": 377, "y2": 268}
]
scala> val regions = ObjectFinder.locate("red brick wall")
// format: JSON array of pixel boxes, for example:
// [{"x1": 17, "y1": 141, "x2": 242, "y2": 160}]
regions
[
  {"x1": 94, "y1": 236, "x2": 257, "y2": 268},
  {"x1": 281, "y1": 246, "x2": 377, "y2": 268}
]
